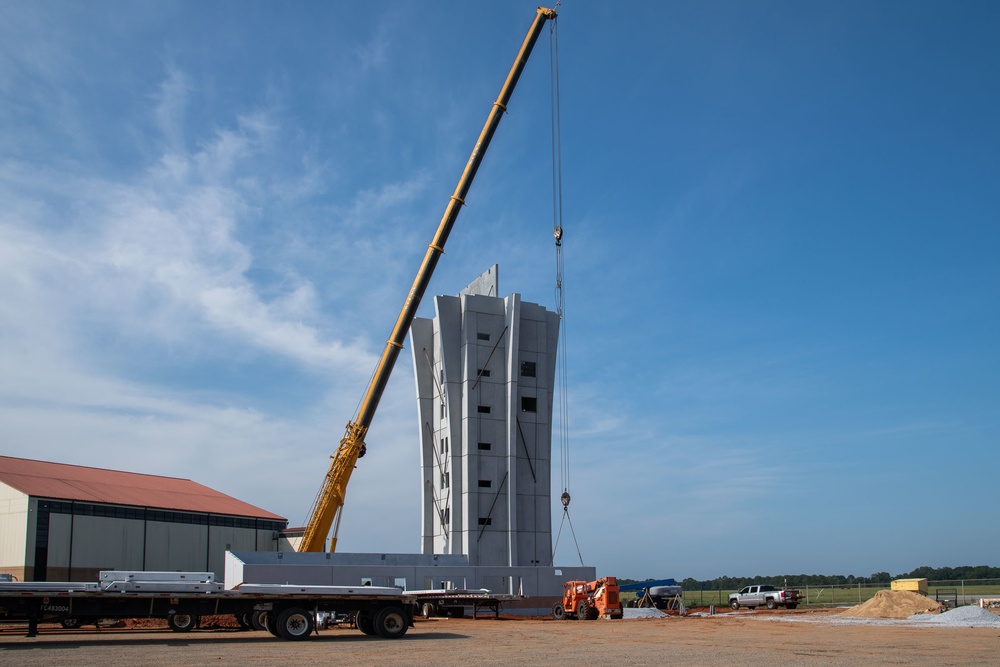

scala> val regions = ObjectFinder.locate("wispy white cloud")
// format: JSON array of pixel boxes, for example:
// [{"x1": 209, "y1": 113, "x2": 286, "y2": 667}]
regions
[
  {"x1": 152, "y1": 65, "x2": 190, "y2": 153},
  {"x1": 550, "y1": 376, "x2": 790, "y2": 568},
  {"x1": 2, "y1": 72, "x2": 380, "y2": 373},
  {"x1": 0, "y1": 57, "x2": 430, "y2": 541}
]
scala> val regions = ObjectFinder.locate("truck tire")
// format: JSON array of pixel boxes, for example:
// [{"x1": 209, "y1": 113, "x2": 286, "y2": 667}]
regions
[
  {"x1": 356, "y1": 611, "x2": 377, "y2": 636},
  {"x1": 551, "y1": 602, "x2": 566, "y2": 620},
  {"x1": 730, "y1": 599, "x2": 739, "y2": 610},
  {"x1": 576, "y1": 601, "x2": 590, "y2": 620},
  {"x1": 250, "y1": 610, "x2": 267, "y2": 631},
  {"x1": 374, "y1": 606, "x2": 408, "y2": 639},
  {"x1": 264, "y1": 612, "x2": 281, "y2": 637},
  {"x1": 167, "y1": 613, "x2": 197, "y2": 632},
  {"x1": 766, "y1": 598, "x2": 777, "y2": 610},
  {"x1": 276, "y1": 607, "x2": 314, "y2": 640},
  {"x1": 786, "y1": 603, "x2": 798, "y2": 610}
]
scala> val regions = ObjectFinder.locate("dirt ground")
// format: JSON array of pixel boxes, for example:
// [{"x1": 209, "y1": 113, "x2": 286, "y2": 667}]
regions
[{"x1": 1, "y1": 608, "x2": 997, "y2": 667}]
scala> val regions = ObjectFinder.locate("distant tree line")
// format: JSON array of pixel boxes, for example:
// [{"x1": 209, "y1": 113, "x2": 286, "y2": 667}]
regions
[{"x1": 620, "y1": 565, "x2": 1000, "y2": 591}]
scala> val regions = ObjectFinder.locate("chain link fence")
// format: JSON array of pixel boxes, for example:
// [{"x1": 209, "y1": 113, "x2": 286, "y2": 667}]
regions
[{"x1": 681, "y1": 579, "x2": 1000, "y2": 609}]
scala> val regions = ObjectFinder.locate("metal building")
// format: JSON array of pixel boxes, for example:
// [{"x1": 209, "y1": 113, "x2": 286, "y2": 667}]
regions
[
  {"x1": 0, "y1": 456, "x2": 286, "y2": 582},
  {"x1": 409, "y1": 266, "x2": 559, "y2": 567}
]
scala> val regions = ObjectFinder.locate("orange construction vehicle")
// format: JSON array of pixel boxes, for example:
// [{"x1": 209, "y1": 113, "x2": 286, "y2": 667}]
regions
[{"x1": 552, "y1": 577, "x2": 623, "y2": 620}]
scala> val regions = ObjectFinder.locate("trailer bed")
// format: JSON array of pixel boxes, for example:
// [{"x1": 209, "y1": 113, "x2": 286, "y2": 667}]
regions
[
  {"x1": 0, "y1": 571, "x2": 414, "y2": 640},
  {"x1": 407, "y1": 589, "x2": 523, "y2": 619}
]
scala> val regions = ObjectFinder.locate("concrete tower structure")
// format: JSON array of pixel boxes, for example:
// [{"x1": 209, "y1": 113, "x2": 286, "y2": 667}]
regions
[{"x1": 410, "y1": 266, "x2": 559, "y2": 567}]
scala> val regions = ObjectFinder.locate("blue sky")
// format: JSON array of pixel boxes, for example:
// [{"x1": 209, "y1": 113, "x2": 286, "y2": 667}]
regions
[{"x1": 1, "y1": 0, "x2": 997, "y2": 582}]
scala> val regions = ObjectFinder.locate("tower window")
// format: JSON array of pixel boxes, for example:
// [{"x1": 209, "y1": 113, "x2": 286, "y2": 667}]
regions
[
  {"x1": 477, "y1": 332, "x2": 490, "y2": 341},
  {"x1": 478, "y1": 480, "x2": 492, "y2": 488},
  {"x1": 477, "y1": 442, "x2": 491, "y2": 451},
  {"x1": 521, "y1": 397, "x2": 537, "y2": 412},
  {"x1": 520, "y1": 361, "x2": 536, "y2": 377},
  {"x1": 478, "y1": 405, "x2": 491, "y2": 414},
  {"x1": 477, "y1": 368, "x2": 491, "y2": 378},
  {"x1": 478, "y1": 518, "x2": 492, "y2": 526}
]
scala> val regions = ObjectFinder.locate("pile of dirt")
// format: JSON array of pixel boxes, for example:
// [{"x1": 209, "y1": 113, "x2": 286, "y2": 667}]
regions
[
  {"x1": 841, "y1": 590, "x2": 944, "y2": 619},
  {"x1": 198, "y1": 614, "x2": 242, "y2": 629},
  {"x1": 120, "y1": 615, "x2": 240, "y2": 630},
  {"x1": 122, "y1": 618, "x2": 166, "y2": 629}
]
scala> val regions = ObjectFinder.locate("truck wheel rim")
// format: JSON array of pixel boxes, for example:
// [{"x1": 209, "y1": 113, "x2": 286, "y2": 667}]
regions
[{"x1": 285, "y1": 613, "x2": 310, "y2": 637}]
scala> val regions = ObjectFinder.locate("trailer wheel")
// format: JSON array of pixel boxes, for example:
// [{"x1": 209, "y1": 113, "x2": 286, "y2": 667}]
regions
[
  {"x1": 250, "y1": 610, "x2": 267, "y2": 631},
  {"x1": 275, "y1": 607, "x2": 314, "y2": 640},
  {"x1": 374, "y1": 606, "x2": 408, "y2": 639},
  {"x1": 730, "y1": 599, "x2": 739, "y2": 610},
  {"x1": 236, "y1": 613, "x2": 251, "y2": 629},
  {"x1": 167, "y1": 613, "x2": 197, "y2": 632},
  {"x1": 551, "y1": 602, "x2": 566, "y2": 620},
  {"x1": 422, "y1": 602, "x2": 437, "y2": 618},
  {"x1": 263, "y1": 612, "x2": 281, "y2": 637},
  {"x1": 60, "y1": 617, "x2": 81, "y2": 629},
  {"x1": 356, "y1": 611, "x2": 377, "y2": 636},
  {"x1": 766, "y1": 598, "x2": 777, "y2": 610}
]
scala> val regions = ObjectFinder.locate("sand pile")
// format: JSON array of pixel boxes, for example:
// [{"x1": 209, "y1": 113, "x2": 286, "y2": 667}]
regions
[{"x1": 841, "y1": 590, "x2": 944, "y2": 619}]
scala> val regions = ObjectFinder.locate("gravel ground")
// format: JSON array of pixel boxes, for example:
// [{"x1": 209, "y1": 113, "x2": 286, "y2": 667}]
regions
[
  {"x1": 907, "y1": 605, "x2": 1000, "y2": 627},
  {"x1": 735, "y1": 604, "x2": 1000, "y2": 628},
  {"x1": 2, "y1": 609, "x2": 999, "y2": 667},
  {"x1": 622, "y1": 607, "x2": 667, "y2": 618}
]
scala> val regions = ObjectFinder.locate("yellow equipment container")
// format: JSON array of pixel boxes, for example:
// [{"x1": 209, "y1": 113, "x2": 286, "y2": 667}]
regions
[{"x1": 891, "y1": 578, "x2": 928, "y2": 594}]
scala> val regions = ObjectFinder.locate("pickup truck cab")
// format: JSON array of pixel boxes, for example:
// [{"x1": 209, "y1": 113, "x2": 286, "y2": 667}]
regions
[{"x1": 728, "y1": 585, "x2": 801, "y2": 610}]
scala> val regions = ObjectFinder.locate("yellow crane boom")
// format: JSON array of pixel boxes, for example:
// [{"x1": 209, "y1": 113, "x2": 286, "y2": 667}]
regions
[{"x1": 299, "y1": 6, "x2": 558, "y2": 553}]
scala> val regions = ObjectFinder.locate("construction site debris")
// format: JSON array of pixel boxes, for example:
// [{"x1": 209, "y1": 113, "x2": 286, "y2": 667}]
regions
[
  {"x1": 907, "y1": 605, "x2": 1000, "y2": 627},
  {"x1": 622, "y1": 608, "x2": 667, "y2": 619},
  {"x1": 840, "y1": 590, "x2": 943, "y2": 619}
]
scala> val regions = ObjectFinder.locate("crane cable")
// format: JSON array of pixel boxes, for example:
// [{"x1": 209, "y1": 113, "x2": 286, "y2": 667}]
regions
[{"x1": 547, "y1": 13, "x2": 584, "y2": 568}]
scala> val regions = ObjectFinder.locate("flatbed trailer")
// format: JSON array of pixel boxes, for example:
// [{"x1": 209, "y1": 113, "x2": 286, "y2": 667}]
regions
[
  {"x1": 409, "y1": 589, "x2": 523, "y2": 619},
  {"x1": 0, "y1": 571, "x2": 415, "y2": 640}
]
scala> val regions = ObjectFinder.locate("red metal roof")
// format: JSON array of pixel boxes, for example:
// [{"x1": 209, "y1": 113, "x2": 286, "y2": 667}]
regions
[{"x1": 0, "y1": 456, "x2": 285, "y2": 521}]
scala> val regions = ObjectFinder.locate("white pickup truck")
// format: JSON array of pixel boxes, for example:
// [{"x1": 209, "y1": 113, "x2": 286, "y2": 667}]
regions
[{"x1": 728, "y1": 584, "x2": 801, "y2": 610}]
